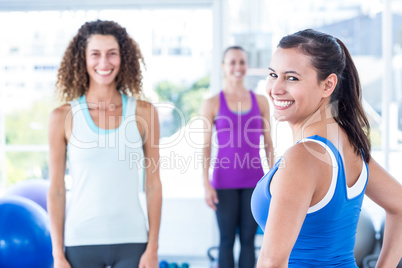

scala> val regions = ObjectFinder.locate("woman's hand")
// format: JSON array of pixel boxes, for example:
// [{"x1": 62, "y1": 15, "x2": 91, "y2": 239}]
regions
[
  {"x1": 204, "y1": 183, "x2": 219, "y2": 211},
  {"x1": 139, "y1": 247, "x2": 158, "y2": 268},
  {"x1": 53, "y1": 255, "x2": 71, "y2": 268}
]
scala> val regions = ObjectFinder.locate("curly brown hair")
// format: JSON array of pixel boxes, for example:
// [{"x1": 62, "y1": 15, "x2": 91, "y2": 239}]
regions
[{"x1": 56, "y1": 20, "x2": 145, "y2": 102}]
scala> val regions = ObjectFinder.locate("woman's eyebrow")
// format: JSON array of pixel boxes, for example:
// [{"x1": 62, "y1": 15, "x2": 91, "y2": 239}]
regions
[
  {"x1": 285, "y1": 70, "x2": 301, "y2": 76},
  {"x1": 268, "y1": 67, "x2": 301, "y2": 76}
]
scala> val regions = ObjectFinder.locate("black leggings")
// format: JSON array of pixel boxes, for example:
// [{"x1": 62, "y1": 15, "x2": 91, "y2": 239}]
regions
[
  {"x1": 65, "y1": 243, "x2": 147, "y2": 268},
  {"x1": 215, "y1": 188, "x2": 258, "y2": 268}
]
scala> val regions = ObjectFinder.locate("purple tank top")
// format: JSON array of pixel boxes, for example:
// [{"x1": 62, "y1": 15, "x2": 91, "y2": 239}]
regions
[{"x1": 211, "y1": 90, "x2": 264, "y2": 189}]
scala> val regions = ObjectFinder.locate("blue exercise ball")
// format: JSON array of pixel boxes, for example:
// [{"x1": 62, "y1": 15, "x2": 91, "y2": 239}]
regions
[
  {"x1": 0, "y1": 196, "x2": 53, "y2": 268},
  {"x1": 159, "y1": 260, "x2": 169, "y2": 268},
  {"x1": 3, "y1": 179, "x2": 50, "y2": 212}
]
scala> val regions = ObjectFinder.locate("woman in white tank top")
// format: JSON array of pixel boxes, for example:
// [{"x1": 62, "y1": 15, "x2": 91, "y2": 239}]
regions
[{"x1": 48, "y1": 20, "x2": 162, "y2": 268}]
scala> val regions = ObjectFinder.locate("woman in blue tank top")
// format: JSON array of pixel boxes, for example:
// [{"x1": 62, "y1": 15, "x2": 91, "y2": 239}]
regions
[
  {"x1": 202, "y1": 46, "x2": 274, "y2": 268},
  {"x1": 48, "y1": 20, "x2": 162, "y2": 268},
  {"x1": 250, "y1": 29, "x2": 402, "y2": 267}
]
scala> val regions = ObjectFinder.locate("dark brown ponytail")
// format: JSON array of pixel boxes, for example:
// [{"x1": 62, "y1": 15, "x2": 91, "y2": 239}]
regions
[{"x1": 333, "y1": 39, "x2": 371, "y2": 162}]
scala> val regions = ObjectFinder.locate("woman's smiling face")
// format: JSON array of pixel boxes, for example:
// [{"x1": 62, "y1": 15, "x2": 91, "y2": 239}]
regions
[
  {"x1": 86, "y1": 34, "x2": 121, "y2": 87},
  {"x1": 222, "y1": 48, "x2": 248, "y2": 83},
  {"x1": 266, "y1": 47, "x2": 327, "y2": 126}
]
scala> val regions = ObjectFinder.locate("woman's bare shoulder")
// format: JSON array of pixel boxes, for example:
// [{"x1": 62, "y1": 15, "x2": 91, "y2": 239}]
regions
[
  {"x1": 280, "y1": 141, "x2": 331, "y2": 175},
  {"x1": 49, "y1": 103, "x2": 71, "y2": 122},
  {"x1": 202, "y1": 93, "x2": 220, "y2": 117},
  {"x1": 254, "y1": 93, "x2": 269, "y2": 105},
  {"x1": 204, "y1": 93, "x2": 220, "y2": 106},
  {"x1": 135, "y1": 99, "x2": 159, "y2": 125},
  {"x1": 136, "y1": 99, "x2": 156, "y2": 113}
]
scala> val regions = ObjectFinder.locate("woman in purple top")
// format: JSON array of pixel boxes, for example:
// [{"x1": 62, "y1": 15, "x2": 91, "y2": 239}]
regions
[{"x1": 202, "y1": 46, "x2": 274, "y2": 268}]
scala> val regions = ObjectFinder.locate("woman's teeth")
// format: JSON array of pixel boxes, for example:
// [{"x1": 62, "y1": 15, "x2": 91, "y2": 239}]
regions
[
  {"x1": 274, "y1": 100, "x2": 294, "y2": 107},
  {"x1": 96, "y1": 70, "x2": 112, "y2": 75},
  {"x1": 234, "y1": 72, "x2": 242, "y2": 77}
]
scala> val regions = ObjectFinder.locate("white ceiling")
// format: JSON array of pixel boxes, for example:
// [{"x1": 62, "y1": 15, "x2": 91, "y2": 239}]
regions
[{"x1": 0, "y1": 0, "x2": 214, "y2": 11}]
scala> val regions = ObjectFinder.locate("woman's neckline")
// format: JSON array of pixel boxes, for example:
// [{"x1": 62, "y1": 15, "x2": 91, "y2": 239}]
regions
[
  {"x1": 221, "y1": 90, "x2": 253, "y2": 115},
  {"x1": 78, "y1": 93, "x2": 128, "y2": 134}
]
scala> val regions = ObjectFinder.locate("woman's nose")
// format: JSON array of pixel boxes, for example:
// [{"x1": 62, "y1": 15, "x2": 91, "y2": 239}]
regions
[
  {"x1": 99, "y1": 54, "x2": 109, "y2": 65},
  {"x1": 267, "y1": 78, "x2": 285, "y2": 96}
]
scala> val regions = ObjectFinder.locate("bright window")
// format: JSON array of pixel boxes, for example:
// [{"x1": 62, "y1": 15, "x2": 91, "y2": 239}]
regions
[{"x1": 0, "y1": 9, "x2": 213, "y2": 187}]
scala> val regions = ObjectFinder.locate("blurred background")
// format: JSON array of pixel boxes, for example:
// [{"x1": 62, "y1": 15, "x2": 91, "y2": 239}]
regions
[{"x1": 0, "y1": 0, "x2": 401, "y2": 266}]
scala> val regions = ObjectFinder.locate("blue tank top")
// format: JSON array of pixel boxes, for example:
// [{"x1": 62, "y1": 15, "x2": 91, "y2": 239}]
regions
[
  {"x1": 251, "y1": 135, "x2": 368, "y2": 267},
  {"x1": 211, "y1": 90, "x2": 264, "y2": 189}
]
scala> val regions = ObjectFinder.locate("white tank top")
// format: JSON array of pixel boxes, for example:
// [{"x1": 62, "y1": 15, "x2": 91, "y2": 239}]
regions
[{"x1": 65, "y1": 94, "x2": 148, "y2": 246}]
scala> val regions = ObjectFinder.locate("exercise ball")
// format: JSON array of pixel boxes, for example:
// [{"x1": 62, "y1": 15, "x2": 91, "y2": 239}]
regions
[
  {"x1": 159, "y1": 260, "x2": 169, "y2": 268},
  {"x1": 354, "y1": 209, "x2": 376, "y2": 267},
  {"x1": 4, "y1": 179, "x2": 50, "y2": 212},
  {"x1": 0, "y1": 196, "x2": 53, "y2": 268}
]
